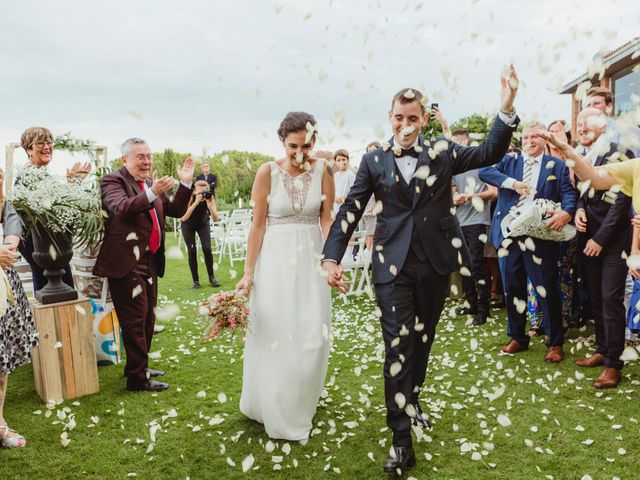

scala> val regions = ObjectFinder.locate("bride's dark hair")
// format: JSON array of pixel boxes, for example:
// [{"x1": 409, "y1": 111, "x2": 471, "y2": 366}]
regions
[{"x1": 277, "y1": 112, "x2": 317, "y2": 141}]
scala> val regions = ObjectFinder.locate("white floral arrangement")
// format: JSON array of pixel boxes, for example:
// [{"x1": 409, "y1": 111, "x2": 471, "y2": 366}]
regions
[
  {"x1": 500, "y1": 198, "x2": 576, "y2": 243},
  {"x1": 12, "y1": 165, "x2": 104, "y2": 248}
]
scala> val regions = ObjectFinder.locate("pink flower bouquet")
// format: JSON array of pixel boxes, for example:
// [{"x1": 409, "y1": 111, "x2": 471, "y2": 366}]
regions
[{"x1": 200, "y1": 291, "x2": 250, "y2": 339}]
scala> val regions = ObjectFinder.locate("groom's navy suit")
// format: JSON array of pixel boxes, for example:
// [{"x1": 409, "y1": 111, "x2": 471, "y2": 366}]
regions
[
  {"x1": 323, "y1": 116, "x2": 517, "y2": 446},
  {"x1": 479, "y1": 154, "x2": 576, "y2": 348}
]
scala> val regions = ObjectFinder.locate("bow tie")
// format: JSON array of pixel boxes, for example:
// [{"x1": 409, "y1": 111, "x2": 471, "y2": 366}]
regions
[{"x1": 395, "y1": 146, "x2": 420, "y2": 159}]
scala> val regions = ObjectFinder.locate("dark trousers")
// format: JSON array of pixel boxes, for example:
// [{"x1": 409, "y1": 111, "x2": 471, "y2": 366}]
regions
[
  {"x1": 181, "y1": 222, "x2": 214, "y2": 282},
  {"x1": 460, "y1": 224, "x2": 491, "y2": 314},
  {"x1": 20, "y1": 235, "x2": 74, "y2": 291},
  {"x1": 583, "y1": 250, "x2": 628, "y2": 370},
  {"x1": 498, "y1": 240, "x2": 564, "y2": 347},
  {"x1": 374, "y1": 250, "x2": 448, "y2": 447},
  {"x1": 108, "y1": 254, "x2": 158, "y2": 389}
]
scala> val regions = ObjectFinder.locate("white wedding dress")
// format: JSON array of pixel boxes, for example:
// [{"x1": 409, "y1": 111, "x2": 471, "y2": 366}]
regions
[{"x1": 240, "y1": 159, "x2": 331, "y2": 441}]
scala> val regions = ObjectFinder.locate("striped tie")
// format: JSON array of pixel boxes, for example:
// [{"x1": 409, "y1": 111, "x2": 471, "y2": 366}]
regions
[{"x1": 516, "y1": 157, "x2": 535, "y2": 207}]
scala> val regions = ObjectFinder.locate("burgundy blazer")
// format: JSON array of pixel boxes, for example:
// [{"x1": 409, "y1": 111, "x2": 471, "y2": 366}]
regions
[{"x1": 93, "y1": 166, "x2": 192, "y2": 279}]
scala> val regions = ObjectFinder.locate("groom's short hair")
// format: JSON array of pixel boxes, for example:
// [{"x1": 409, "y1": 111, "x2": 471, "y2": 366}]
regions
[{"x1": 391, "y1": 88, "x2": 426, "y2": 114}]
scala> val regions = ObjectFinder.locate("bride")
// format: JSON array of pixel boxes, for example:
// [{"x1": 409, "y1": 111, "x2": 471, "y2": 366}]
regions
[{"x1": 235, "y1": 112, "x2": 335, "y2": 441}]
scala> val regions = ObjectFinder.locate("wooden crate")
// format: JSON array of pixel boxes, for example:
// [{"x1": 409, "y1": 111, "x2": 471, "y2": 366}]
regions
[{"x1": 30, "y1": 297, "x2": 100, "y2": 403}]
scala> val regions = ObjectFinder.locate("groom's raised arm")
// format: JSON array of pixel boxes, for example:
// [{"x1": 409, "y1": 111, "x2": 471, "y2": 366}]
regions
[
  {"x1": 322, "y1": 154, "x2": 375, "y2": 263},
  {"x1": 449, "y1": 114, "x2": 518, "y2": 175}
]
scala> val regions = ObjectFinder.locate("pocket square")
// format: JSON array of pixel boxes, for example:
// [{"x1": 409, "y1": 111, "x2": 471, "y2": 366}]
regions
[{"x1": 547, "y1": 175, "x2": 557, "y2": 181}]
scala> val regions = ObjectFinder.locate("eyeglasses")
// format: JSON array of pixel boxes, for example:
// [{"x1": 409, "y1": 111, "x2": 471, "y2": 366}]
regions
[
  {"x1": 135, "y1": 154, "x2": 153, "y2": 161},
  {"x1": 31, "y1": 140, "x2": 53, "y2": 149}
]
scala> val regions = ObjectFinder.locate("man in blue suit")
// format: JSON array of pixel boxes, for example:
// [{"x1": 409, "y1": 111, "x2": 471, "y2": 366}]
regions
[
  {"x1": 322, "y1": 66, "x2": 519, "y2": 474},
  {"x1": 479, "y1": 122, "x2": 577, "y2": 363}
]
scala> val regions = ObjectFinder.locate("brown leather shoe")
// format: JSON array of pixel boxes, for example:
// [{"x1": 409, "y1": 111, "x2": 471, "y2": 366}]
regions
[
  {"x1": 593, "y1": 367, "x2": 621, "y2": 389},
  {"x1": 544, "y1": 346, "x2": 564, "y2": 363},
  {"x1": 501, "y1": 339, "x2": 528, "y2": 354},
  {"x1": 575, "y1": 353, "x2": 605, "y2": 368}
]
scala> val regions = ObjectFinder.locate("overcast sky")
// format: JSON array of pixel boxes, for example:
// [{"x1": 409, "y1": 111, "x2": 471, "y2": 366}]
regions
[{"x1": 1, "y1": 0, "x2": 639, "y2": 174}]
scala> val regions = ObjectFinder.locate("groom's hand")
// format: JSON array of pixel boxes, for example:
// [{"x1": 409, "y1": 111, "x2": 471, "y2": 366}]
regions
[
  {"x1": 500, "y1": 64, "x2": 518, "y2": 114},
  {"x1": 322, "y1": 261, "x2": 348, "y2": 293}
]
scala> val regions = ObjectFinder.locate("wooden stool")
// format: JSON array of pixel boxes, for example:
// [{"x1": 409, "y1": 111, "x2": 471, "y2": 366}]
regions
[{"x1": 30, "y1": 297, "x2": 100, "y2": 403}]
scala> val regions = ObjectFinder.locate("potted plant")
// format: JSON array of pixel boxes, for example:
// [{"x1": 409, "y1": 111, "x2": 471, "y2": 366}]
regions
[{"x1": 12, "y1": 165, "x2": 104, "y2": 304}]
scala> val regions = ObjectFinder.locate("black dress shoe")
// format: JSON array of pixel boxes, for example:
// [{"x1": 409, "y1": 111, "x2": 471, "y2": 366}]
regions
[
  {"x1": 412, "y1": 402, "x2": 432, "y2": 429},
  {"x1": 123, "y1": 368, "x2": 166, "y2": 378},
  {"x1": 127, "y1": 379, "x2": 170, "y2": 392},
  {"x1": 472, "y1": 312, "x2": 488, "y2": 326},
  {"x1": 490, "y1": 298, "x2": 505, "y2": 309},
  {"x1": 209, "y1": 276, "x2": 221, "y2": 288},
  {"x1": 383, "y1": 445, "x2": 416, "y2": 473},
  {"x1": 192, "y1": 281, "x2": 200, "y2": 289},
  {"x1": 457, "y1": 306, "x2": 477, "y2": 316}
]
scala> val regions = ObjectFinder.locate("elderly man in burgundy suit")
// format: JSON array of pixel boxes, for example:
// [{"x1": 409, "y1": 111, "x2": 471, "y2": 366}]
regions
[{"x1": 94, "y1": 138, "x2": 194, "y2": 392}]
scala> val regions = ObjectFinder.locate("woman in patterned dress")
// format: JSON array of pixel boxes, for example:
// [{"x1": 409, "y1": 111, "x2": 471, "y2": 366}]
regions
[{"x1": 0, "y1": 167, "x2": 38, "y2": 448}]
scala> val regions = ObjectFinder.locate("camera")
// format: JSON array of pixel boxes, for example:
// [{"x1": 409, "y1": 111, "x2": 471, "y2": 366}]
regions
[{"x1": 199, "y1": 190, "x2": 213, "y2": 200}]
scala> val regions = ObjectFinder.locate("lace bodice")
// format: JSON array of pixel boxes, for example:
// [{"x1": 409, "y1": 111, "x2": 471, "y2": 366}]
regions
[{"x1": 267, "y1": 160, "x2": 324, "y2": 225}]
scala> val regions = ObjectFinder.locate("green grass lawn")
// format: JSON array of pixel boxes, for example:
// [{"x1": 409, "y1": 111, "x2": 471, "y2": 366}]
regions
[{"x1": 2, "y1": 236, "x2": 640, "y2": 479}]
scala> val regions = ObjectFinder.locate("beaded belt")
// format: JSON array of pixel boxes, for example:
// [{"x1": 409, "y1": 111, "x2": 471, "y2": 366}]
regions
[{"x1": 267, "y1": 215, "x2": 318, "y2": 226}]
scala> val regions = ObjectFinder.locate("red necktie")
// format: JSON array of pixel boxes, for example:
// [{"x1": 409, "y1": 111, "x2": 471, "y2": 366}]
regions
[{"x1": 138, "y1": 181, "x2": 161, "y2": 253}]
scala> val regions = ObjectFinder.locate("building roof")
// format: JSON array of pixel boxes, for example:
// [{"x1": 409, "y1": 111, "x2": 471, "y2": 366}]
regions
[{"x1": 560, "y1": 37, "x2": 640, "y2": 94}]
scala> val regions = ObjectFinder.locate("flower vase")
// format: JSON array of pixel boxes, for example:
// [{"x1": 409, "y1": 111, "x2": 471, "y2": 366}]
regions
[{"x1": 31, "y1": 225, "x2": 78, "y2": 304}]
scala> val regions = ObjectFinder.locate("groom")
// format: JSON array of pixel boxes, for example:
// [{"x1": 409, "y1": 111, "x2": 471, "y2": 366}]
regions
[{"x1": 322, "y1": 67, "x2": 519, "y2": 473}]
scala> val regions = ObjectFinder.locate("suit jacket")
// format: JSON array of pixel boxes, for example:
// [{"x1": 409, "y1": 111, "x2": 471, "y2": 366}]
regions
[
  {"x1": 196, "y1": 172, "x2": 217, "y2": 195},
  {"x1": 93, "y1": 167, "x2": 192, "y2": 279},
  {"x1": 322, "y1": 115, "x2": 518, "y2": 285},
  {"x1": 479, "y1": 153, "x2": 577, "y2": 257},
  {"x1": 576, "y1": 143, "x2": 633, "y2": 253}
]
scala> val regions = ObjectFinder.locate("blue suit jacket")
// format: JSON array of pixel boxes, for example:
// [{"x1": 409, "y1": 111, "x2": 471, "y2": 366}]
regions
[{"x1": 479, "y1": 153, "x2": 577, "y2": 257}]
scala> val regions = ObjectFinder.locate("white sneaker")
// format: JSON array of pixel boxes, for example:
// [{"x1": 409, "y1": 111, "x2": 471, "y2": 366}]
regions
[{"x1": 154, "y1": 325, "x2": 166, "y2": 334}]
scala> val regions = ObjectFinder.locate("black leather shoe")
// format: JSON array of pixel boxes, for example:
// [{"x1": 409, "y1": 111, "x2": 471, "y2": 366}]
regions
[
  {"x1": 458, "y1": 306, "x2": 477, "y2": 316},
  {"x1": 383, "y1": 445, "x2": 416, "y2": 473},
  {"x1": 127, "y1": 379, "x2": 170, "y2": 392},
  {"x1": 123, "y1": 368, "x2": 166, "y2": 378},
  {"x1": 472, "y1": 312, "x2": 488, "y2": 326},
  {"x1": 192, "y1": 281, "x2": 200, "y2": 289},
  {"x1": 209, "y1": 276, "x2": 221, "y2": 288},
  {"x1": 412, "y1": 402, "x2": 432, "y2": 429}
]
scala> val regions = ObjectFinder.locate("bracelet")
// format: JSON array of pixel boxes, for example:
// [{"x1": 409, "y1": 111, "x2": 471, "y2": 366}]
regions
[{"x1": 500, "y1": 107, "x2": 516, "y2": 117}]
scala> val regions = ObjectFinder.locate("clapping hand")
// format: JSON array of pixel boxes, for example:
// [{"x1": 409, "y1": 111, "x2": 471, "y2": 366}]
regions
[
  {"x1": 500, "y1": 64, "x2": 519, "y2": 114},
  {"x1": 0, "y1": 244, "x2": 19, "y2": 269},
  {"x1": 150, "y1": 171, "x2": 174, "y2": 196},
  {"x1": 545, "y1": 209, "x2": 571, "y2": 231},
  {"x1": 177, "y1": 156, "x2": 195, "y2": 184},
  {"x1": 67, "y1": 161, "x2": 92, "y2": 182}
]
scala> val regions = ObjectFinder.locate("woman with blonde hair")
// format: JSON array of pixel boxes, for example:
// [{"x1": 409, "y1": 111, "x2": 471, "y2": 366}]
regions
[{"x1": 0, "y1": 167, "x2": 38, "y2": 448}]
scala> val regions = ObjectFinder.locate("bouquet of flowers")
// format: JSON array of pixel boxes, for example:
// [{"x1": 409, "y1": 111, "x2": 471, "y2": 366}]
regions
[{"x1": 200, "y1": 291, "x2": 250, "y2": 339}]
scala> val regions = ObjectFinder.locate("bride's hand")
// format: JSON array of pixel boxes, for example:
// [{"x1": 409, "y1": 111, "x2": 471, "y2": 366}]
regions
[{"x1": 235, "y1": 274, "x2": 254, "y2": 296}]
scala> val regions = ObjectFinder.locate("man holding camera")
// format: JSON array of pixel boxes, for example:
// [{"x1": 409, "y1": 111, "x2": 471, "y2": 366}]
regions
[{"x1": 196, "y1": 162, "x2": 218, "y2": 198}]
